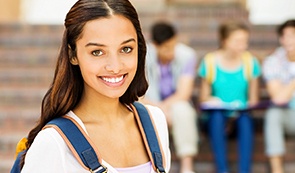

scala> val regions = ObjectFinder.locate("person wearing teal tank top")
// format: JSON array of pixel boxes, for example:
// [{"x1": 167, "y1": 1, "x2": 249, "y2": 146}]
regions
[
  {"x1": 198, "y1": 21, "x2": 261, "y2": 173},
  {"x1": 199, "y1": 53, "x2": 261, "y2": 110}
]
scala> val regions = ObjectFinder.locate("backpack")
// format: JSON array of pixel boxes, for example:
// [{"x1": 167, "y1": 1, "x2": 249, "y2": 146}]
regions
[
  {"x1": 204, "y1": 51, "x2": 254, "y2": 83},
  {"x1": 10, "y1": 102, "x2": 166, "y2": 173}
]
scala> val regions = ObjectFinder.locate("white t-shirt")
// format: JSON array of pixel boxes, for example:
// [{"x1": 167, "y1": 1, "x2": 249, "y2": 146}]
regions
[{"x1": 21, "y1": 105, "x2": 171, "y2": 173}]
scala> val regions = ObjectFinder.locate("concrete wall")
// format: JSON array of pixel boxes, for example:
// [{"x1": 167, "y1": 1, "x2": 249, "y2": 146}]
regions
[
  {"x1": 0, "y1": 0, "x2": 294, "y2": 25},
  {"x1": 247, "y1": 0, "x2": 295, "y2": 24},
  {"x1": 20, "y1": 0, "x2": 76, "y2": 24}
]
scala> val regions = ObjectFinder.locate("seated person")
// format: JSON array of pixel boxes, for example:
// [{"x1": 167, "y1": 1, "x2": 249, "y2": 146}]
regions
[
  {"x1": 141, "y1": 21, "x2": 199, "y2": 173},
  {"x1": 198, "y1": 21, "x2": 261, "y2": 173},
  {"x1": 262, "y1": 19, "x2": 295, "y2": 173}
]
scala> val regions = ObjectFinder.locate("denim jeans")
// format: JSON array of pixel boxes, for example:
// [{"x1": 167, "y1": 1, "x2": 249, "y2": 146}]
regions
[{"x1": 207, "y1": 110, "x2": 253, "y2": 173}]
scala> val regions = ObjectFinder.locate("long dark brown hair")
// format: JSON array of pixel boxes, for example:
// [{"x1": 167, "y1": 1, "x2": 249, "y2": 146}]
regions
[{"x1": 20, "y1": 0, "x2": 148, "y2": 168}]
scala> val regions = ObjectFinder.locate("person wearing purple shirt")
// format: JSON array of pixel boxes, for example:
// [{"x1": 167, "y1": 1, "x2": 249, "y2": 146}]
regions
[{"x1": 140, "y1": 21, "x2": 199, "y2": 173}]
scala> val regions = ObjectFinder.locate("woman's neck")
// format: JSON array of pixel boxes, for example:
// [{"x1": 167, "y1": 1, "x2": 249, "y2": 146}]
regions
[
  {"x1": 220, "y1": 49, "x2": 242, "y2": 60},
  {"x1": 73, "y1": 95, "x2": 128, "y2": 124},
  {"x1": 217, "y1": 49, "x2": 243, "y2": 70}
]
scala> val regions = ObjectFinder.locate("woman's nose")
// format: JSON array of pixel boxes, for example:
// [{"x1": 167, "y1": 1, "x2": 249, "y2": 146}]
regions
[{"x1": 104, "y1": 54, "x2": 122, "y2": 74}]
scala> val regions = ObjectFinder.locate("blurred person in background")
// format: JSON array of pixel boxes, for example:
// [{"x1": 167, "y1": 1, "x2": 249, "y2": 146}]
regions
[
  {"x1": 141, "y1": 21, "x2": 199, "y2": 173},
  {"x1": 198, "y1": 21, "x2": 261, "y2": 173},
  {"x1": 262, "y1": 19, "x2": 295, "y2": 173}
]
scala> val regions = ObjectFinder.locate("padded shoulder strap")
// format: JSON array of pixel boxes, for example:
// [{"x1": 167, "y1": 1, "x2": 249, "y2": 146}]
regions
[
  {"x1": 204, "y1": 53, "x2": 216, "y2": 83},
  {"x1": 45, "y1": 117, "x2": 107, "y2": 173},
  {"x1": 242, "y1": 51, "x2": 254, "y2": 81},
  {"x1": 132, "y1": 102, "x2": 166, "y2": 173}
]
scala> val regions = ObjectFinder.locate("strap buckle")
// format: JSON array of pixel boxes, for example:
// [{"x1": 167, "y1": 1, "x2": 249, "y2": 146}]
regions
[{"x1": 90, "y1": 165, "x2": 108, "y2": 173}]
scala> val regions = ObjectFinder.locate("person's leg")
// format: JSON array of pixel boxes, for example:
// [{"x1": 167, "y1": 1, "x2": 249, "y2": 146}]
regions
[
  {"x1": 283, "y1": 109, "x2": 295, "y2": 135},
  {"x1": 180, "y1": 156, "x2": 195, "y2": 173},
  {"x1": 270, "y1": 156, "x2": 284, "y2": 173},
  {"x1": 208, "y1": 110, "x2": 228, "y2": 173},
  {"x1": 264, "y1": 108, "x2": 285, "y2": 173},
  {"x1": 271, "y1": 109, "x2": 295, "y2": 173},
  {"x1": 237, "y1": 111, "x2": 253, "y2": 173},
  {"x1": 171, "y1": 101, "x2": 198, "y2": 173}
]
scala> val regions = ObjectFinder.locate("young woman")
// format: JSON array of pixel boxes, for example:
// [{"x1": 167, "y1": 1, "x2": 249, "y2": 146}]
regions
[
  {"x1": 198, "y1": 21, "x2": 261, "y2": 173},
  {"x1": 19, "y1": 0, "x2": 170, "y2": 172}
]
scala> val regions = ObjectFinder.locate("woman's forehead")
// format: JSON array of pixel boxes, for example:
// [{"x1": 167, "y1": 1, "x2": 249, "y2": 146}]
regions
[{"x1": 79, "y1": 15, "x2": 137, "y2": 44}]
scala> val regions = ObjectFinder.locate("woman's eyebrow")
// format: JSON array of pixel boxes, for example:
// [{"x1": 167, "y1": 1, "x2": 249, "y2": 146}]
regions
[
  {"x1": 85, "y1": 38, "x2": 136, "y2": 47},
  {"x1": 85, "y1": 42, "x2": 105, "y2": 47},
  {"x1": 121, "y1": 38, "x2": 136, "y2": 45}
]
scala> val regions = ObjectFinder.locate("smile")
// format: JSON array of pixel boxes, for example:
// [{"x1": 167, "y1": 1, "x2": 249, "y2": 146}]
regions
[{"x1": 102, "y1": 75, "x2": 124, "y2": 83}]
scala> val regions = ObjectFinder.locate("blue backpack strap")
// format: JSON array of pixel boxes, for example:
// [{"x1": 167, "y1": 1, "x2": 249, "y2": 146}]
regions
[
  {"x1": 46, "y1": 117, "x2": 107, "y2": 173},
  {"x1": 10, "y1": 150, "x2": 26, "y2": 173},
  {"x1": 132, "y1": 102, "x2": 166, "y2": 173}
]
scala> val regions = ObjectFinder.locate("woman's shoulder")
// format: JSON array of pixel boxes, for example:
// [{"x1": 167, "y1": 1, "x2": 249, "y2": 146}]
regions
[
  {"x1": 22, "y1": 128, "x2": 69, "y2": 172},
  {"x1": 140, "y1": 104, "x2": 168, "y2": 132},
  {"x1": 201, "y1": 51, "x2": 220, "y2": 65},
  {"x1": 22, "y1": 118, "x2": 90, "y2": 172},
  {"x1": 29, "y1": 127, "x2": 65, "y2": 150},
  {"x1": 144, "y1": 105, "x2": 166, "y2": 122},
  {"x1": 142, "y1": 104, "x2": 170, "y2": 172}
]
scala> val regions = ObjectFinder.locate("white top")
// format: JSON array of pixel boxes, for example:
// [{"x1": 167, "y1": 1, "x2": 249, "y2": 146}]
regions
[
  {"x1": 116, "y1": 161, "x2": 151, "y2": 173},
  {"x1": 263, "y1": 47, "x2": 295, "y2": 98},
  {"x1": 263, "y1": 47, "x2": 295, "y2": 85},
  {"x1": 21, "y1": 105, "x2": 171, "y2": 173}
]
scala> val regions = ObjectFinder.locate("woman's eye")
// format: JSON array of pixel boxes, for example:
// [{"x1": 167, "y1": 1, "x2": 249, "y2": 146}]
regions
[
  {"x1": 91, "y1": 50, "x2": 103, "y2": 56},
  {"x1": 121, "y1": 47, "x2": 133, "y2": 54}
]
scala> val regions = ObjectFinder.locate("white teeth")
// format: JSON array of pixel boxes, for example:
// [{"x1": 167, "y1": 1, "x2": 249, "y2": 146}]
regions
[{"x1": 102, "y1": 75, "x2": 124, "y2": 83}]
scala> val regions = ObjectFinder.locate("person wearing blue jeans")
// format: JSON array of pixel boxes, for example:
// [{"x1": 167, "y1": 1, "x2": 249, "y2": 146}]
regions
[
  {"x1": 207, "y1": 110, "x2": 253, "y2": 173},
  {"x1": 198, "y1": 21, "x2": 261, "y2": 173}
]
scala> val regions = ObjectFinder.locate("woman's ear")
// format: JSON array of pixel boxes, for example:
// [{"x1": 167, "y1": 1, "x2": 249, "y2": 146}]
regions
[
  {"x1": 68, "y1": 45, "x2": 79, "y2": 65},
  {"x1": 70, "y1": 56, "x2": 79, "y2": 65}
]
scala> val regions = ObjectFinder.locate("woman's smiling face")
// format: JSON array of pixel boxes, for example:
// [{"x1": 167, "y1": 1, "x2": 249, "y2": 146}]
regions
[{"x1": 72, "y1": 14, "x2": 138, "y2": 100}]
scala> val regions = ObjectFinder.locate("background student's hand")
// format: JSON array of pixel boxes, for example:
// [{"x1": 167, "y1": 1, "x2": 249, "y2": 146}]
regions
[{"x1": 200, "y1": 97, "x2": 223, "y2": 108}]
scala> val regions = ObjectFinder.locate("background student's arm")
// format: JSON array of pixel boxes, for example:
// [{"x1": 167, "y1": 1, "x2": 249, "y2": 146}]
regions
[
  {"x1": 261, "y1": 55, "x2": 295, "y2": 105},
  {"x1": 156, "y1": 75, "x2": 195, "y2": 125},
  {"x1": 162, "y1": 54, "x2": 198, "y2": 107},
  {"x1": 198, "y1": 57, "x2": 221, "y2": 104},
  {"x1": 199, "y1": 78, "x2": 221, "y2": 103},
  {"x1": 248, "y1": 77, "x2": 259, "y2": 106},
  {"x1": 248, "y1": 57, "x2": 261, "y2": 106},
  {"x1": 266, "y1": 79, "x2": 295, "y2": 105},
  {"x1": 162, "y1": 75, "x2": 195, "y2": 105}
]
